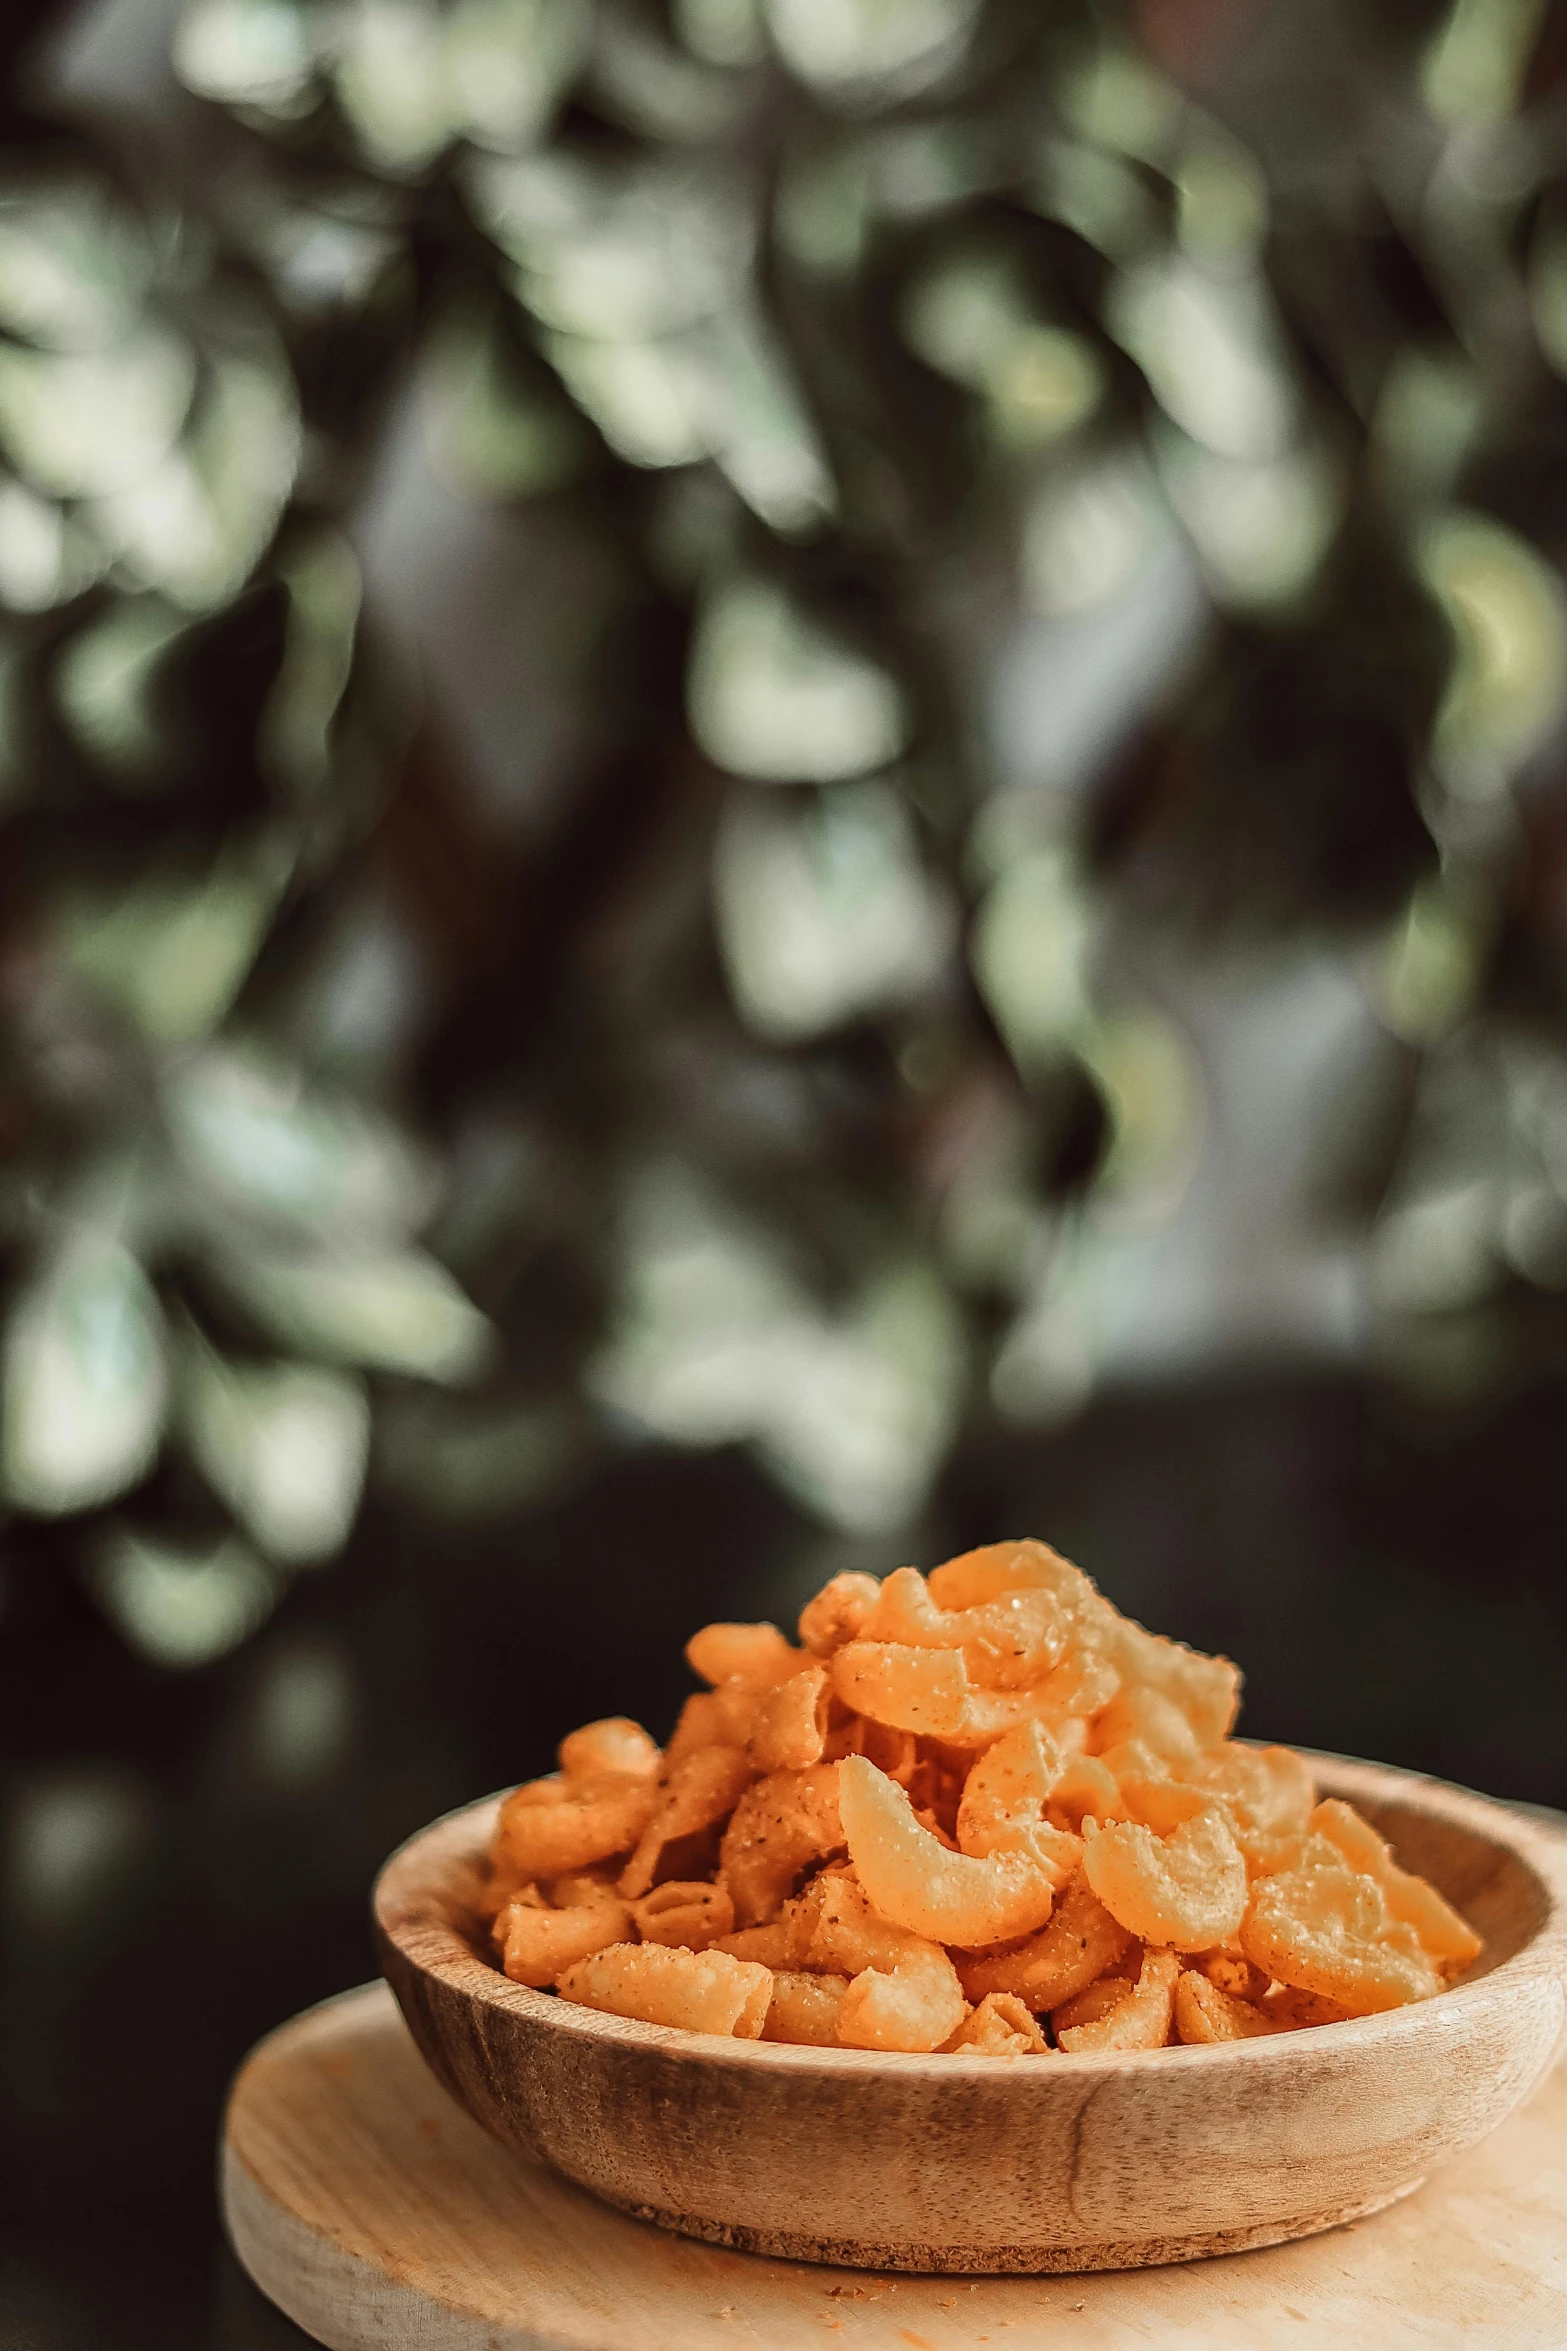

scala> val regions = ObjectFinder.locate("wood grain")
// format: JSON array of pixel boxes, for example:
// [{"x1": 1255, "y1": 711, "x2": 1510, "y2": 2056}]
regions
[
  {"x1": 222, "y1": 1979, "x2": 1567, "y2": 2350},
  {"x1": 371, "y1": 1753, "x2": 1567, "y2": 2272}
]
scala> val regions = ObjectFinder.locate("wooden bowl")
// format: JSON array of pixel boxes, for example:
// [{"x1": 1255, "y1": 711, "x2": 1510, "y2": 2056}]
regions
[{"x1": 373, "y1": 1754, "x2": 1567, "y2": 2274}]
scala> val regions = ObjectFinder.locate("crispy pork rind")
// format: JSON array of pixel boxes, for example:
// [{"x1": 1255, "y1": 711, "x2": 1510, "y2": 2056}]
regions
[
  {"x1": 1106, "y1": 1618, "x2": 1241, "y2": 1747},
  {"x1": 556, "y1": 1717, "x2": 661, "y2": 1784},
  {"x1": 956, "y1": 1867, "x2": 1133, "y2": 2011},
  {"x1": 861, "y1": 1565, "x2": 1071, "y2": 1690},
  {"x1": 1056, "y1": 1947, "x2": 1180, "y2": 2052},
  {"x1": 1186, "y1": 1743, "x2": 1317, "y2": 1875},
  {"x1": 711, "y1": 1919, "x2": 791, "y2": 1965},
  {"x1": 1308, "y1": 1799, "x2": 1481, "y2": 1970},
  {"x1": 1173, "y1": 1968, "x2": 1281, "y2": 2044},
  {"x1": 685, "y1": 1620, "x2": 805, "y2": 1689},
  {"x1": 838, "y1": 1754, "x2": 1063, "y2": 1948},
  {"x1": 762, "y1": 1969, "x2": 851, "y2": 2045},
  {"x1": 494, "y1": 1875, "x2": 632, "y2": 1988},
  {"x1": 492, "y1": 1772, "x2": 657, "y2": 1884},
  {"x1": 557, "y1": 1943, "x2": 773, "y2": 2038},
  {"x1": 1239, "y1": 1860, "x2": 1444, "y2": 2015},
  {"x1": 788, "y1": 1869, "x2": 966, "y2": 2053},
  {"x1": 798, "y1": 1572, "x2": 882, "y2": 1656},
  {"x1": 1049, "y1": 1968, "x2": 1140, "y2": 2035},
  {"x1": 831, "y1": 1640, "x2": 1115, "y2": 1749},
  {"x1": 628, "y1": 1879, "x2": 736, "y2": 1952},
  {"x1": 954, "y1": 1722, "x2": 1083, "y2": 1883},
  {"x1": 1082, "y1": 1806, "x2": 1249, "y2": 1951},
  {"x1": 747, "y1": 1663, "x2": 832, "y2": 1774},
  {"x1": 617, "y1": 1746, "x2": 755, "y2": 1900},
  {"x1": 947, "y1": 1993, "x2": 1050, "y2": 2055},
  {"x1": 718, "y1": 1761, "x2": 845, "y2": 1928}
]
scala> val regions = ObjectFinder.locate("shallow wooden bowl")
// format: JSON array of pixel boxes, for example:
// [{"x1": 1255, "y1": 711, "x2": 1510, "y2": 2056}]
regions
[{"x1": 374, "y1": 1754, "x2": 1567, "y2": 2274}]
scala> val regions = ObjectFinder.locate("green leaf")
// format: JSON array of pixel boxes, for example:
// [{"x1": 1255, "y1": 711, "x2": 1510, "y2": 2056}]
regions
[
  {"x1": 0, "y1": 332, "x2": 195, "y2": 499},
  {"x1": 2, "y1": 1238, "x2": 167, "y2": 1514},
  {"x1": 1417, "y1": 510, "x2": 1567, "y2": 798},
  {"x1": 180, "y1": 1333, "x2": 369, "y2": 1561},
  {"x1": 174, "y1": 0, "x2": 316, "y2": 111},
  {"x1": 53, "y1": 842, "x2": 292, "y2": 1047},
  {"x1": 712, "y1": 782, "x2": 951, "y2": 1040},
  {"x1": 214, "y1": 1248, "x2": 496, "y2": 1382},
  {"x1": 92, "y1": 345, "x2": 301, "y2": 611},
  {"x1": 165, "y1": 1046, "x2": 431, "y2": 1236},
  {"x1": 0, "y1": 182, "x2": 150, "y2": 351},
  {"x1": 90, "y1": 1528, "x2": 277, "y2": 1667},
  {"x1": 764, "y1": 0, "x2": 980, "y2": 102},
  {"x1": 688, "y1": 578, "x2": 908, "y2": 781}
]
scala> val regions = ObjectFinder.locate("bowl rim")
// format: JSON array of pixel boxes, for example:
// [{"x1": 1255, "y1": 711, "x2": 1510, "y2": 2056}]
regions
[{"x1": 373, "y1": 1749, "x2": 1567, "y2": 2082}]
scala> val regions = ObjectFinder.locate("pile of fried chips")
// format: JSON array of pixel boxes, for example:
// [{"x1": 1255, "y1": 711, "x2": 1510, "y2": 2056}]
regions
[{"x1": 485, "y1": 1540, "x2": 1481, "y2": 2051}]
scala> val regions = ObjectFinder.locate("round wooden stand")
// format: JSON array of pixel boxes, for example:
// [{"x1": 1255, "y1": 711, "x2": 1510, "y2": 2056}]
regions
[{"x1": 223, "y1": 1981, "x2": 1565, "y2": 2350}]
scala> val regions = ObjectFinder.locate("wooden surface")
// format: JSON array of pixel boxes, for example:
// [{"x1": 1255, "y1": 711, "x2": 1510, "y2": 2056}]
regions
[
  {"x1": 223, "y1": 1980, "x2": 1567, "y2": 2350},
  {"x1": 372, "y1": 1754, "x2": 1567, "y2": 2272}
]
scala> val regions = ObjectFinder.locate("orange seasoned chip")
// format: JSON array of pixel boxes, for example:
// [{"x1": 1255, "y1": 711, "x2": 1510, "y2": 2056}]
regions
[
  {"x1": 1057, "y1": 1948, "x2": 1180, "y2": 2053},
  {"x1": 1173, "y1": 1969, "x2": 1279, "y2": 2044},
  {"x1": 948, "y1": 1993, "x2": 1050, "y2": 2054},
  {"x1": 1082, "y1": 1806, "x2": 1248, "y2": 1951},
  {"x1": 1240, "y1": 1862, "x2": 1444, "y2": 2015},
  {"x1": 956, "y1": 1867, "x2": 1132, "y2": 2011}
]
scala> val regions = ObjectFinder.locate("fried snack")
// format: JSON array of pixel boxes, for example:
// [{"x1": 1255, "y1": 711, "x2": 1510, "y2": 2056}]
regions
[
  {"x1": 948, "y1": 1993, "x2": 1050, "y2": 2054},
  {"x1": 485, "y1": 1534, "x2": 1479, "y2": 2049},
  {"x1": 957, "y1": 1869, "x2": 1134, "y2": 2010},
  {"x1": 1050, "y1": 1970, "x2": 1139, "y2": 2034},
  {"x1": 1174, "y1": 1968, "x2": 1281, "y2": 2044},
  {"x1": 1308, "y1": 1799, "x2": 1483, "y2": 1969},
  {"x1": 1240, "y1": 1861, "x2": 1444, "y2": 2015},
  {"x1": 557, "y1": 1717, "x2": 661, "y2": 1783},
  {"x1": 494, "y1": 1876, "x2": 631, "y2": 1987},
  {"x1": 955, "y1": 1723, "x2": 1083, "y2": 1882},
  {"x1": 493, "y1": 1772, "x2": 657, "y2": 1884},
  {"x1": 618, "y1": 1746, "x2": 756, "y2": 1900},
  {"x1": 1057, "y1": 1948, "x2": 1181, "y2": 2052},
  {"x1": 747, "y1": 1664, "x2": 832, "y2": 1774},
  {"x1": 791, "y1": 1870, "x2": 966, "y2": 2052},
  {"x1": 712, "y1": 1920, "x2": 791, "y2": 1965},
  {"x1": 1046, "y1": 1751, "x2": 1121, "y2": 1831},
  {"x1": 1108, "y1": 1619, "x2": 1240, "y2": 1747},
  {"x1": 1187, "y1": 1744, "x2": 1317, "y2": 1876},
  {"x1": 798, "y1": 1572, "x2": 882, "y2": 1655},
  {"x1": 686, "y1": 1620, "x2": 804, "y2": 1690},
  {"x1": 763, "y1": 1970, "x2": 851, "y2": 2045},
  {"x1": 831, "y1": 1642, "x2": 971, "y2": 1739},
  {"x1": 862, "y1": 1566, "x2": 1069, "y2": 1690},
  {"x1": 661, "y1": 1687, "x2": 750, "y2": 1767},
  {"x1": 719, "y1": 1762, "x2": 844, "y2": 1926},
  {"x1": 557, "y1": 1943, "x2": 772, "y2": 2037},
  {"x1": 1093, "y1": 1684, "x2": 1201, "y2": 1765},
  {"x1": 1190, "y1": 1945, "x2": 1271, "y2": 2002},
  {"x1": 838, "y1": 1755, "x2": 1062, "y2": 1947},
  {"x1": 629, "y1": 1880, "x2": 735, "y2": 1952},
  {"x1": 1082, "y1": 1808, "x2": 1249, "y2": 1951}
]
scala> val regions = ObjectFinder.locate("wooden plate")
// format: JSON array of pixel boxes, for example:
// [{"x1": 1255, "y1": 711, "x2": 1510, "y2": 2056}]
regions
[
  {"x1": 220, "y1": 1982, "x2": 1567, "y2": 2349},
  {"x1": 373, "y1": 1754, "x2": 1567, "y2": 2274}
]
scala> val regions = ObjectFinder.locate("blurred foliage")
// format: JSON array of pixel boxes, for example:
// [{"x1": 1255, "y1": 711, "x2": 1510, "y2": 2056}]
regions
[{"x1": 5, "y1": 0, "x2": 1567, "y2": 1659}]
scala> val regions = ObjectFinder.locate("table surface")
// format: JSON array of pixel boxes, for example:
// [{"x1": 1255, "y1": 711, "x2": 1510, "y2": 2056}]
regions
[{"x1": 222, "y1": 1982, "x2": 1567, "y2": 2351}]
